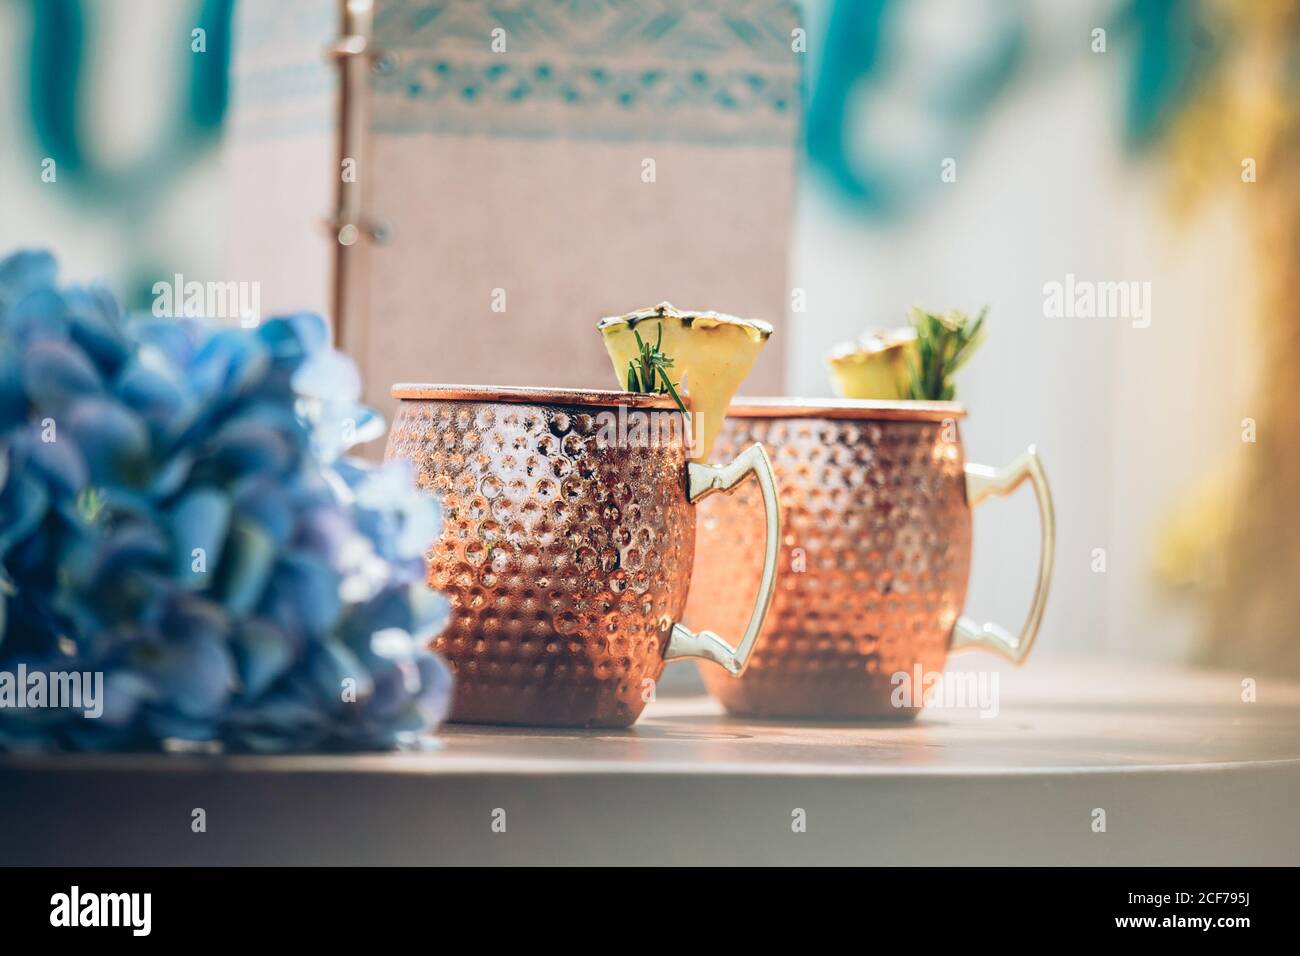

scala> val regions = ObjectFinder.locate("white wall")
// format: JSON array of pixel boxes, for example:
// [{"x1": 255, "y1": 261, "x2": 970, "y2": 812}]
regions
[
  {"x1": 788, "y1": 1, "x2": 1258, "y2": 661},
  {"x1": 2, "y1": 0, "x2": 1257, "y2": 664}
]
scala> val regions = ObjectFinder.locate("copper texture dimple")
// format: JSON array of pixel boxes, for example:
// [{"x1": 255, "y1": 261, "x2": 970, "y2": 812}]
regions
[
  {"x1": 686, "y1": 412, "x2": 971, "y2": 719},
  {"x1": 385, "y1": 390, "x2": 694, "y2": 727}
]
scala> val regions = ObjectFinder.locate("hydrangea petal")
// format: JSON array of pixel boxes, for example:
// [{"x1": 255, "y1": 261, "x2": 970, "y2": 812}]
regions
[
  {"x1": 231, "y1": 618, "x2": 297, "y2": 699},
  {"x1": 23, "y1": 339, "x2": 102, "y2": 410},
  {"x1": 64, "y1": 285, "x2": 130, "y2": 374},
  {"x1": 0, "y1": 250, "x2": 58, "y2": 311},
  {"x1": 219, "y1": 519, "x2": 277, "y2": 616},
  {"x1": 65, "y1": 397, "x2": 151, "y2": 488},
  {"x1": 171, "y1": 487, "x2": 231, "y2": 585},
  {"x1": 0, "y1": 250, "x2": 453, "y2": 752}
]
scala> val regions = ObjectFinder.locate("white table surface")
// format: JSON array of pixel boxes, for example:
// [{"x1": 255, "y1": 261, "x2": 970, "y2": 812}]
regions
[{"x1": 2, "y1": 661, "x2": 1296, "y2": 865}]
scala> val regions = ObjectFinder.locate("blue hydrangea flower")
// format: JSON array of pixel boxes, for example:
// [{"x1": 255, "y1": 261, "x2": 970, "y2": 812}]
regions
[{"x1": 0, "y1": 250, "x2": 451, "y2": 752}]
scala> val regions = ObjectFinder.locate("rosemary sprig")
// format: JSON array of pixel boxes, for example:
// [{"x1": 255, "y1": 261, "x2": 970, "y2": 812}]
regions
[
  {"x1": 625, "y1": 322, "x2": 690, "y2": 417},
  {"x1": 905, "y1": 306, "x2": 987, "y2": 401}
]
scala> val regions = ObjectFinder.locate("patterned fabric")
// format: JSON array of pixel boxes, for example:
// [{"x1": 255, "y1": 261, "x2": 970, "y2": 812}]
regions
[{"x1": 368, "y1": 0, "x2": 801, "y2": 146}]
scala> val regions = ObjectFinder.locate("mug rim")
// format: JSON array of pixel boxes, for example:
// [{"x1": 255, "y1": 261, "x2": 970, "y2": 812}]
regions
[
  {"x1": 390, "y1": 385, "x2": 964, "y2": 420},
  {"x1": 391, "y1": 383, "x2": 677, "y2": 409},
  {"x1": 727, "y1": 395, "x2": 965, "y2": 421}
]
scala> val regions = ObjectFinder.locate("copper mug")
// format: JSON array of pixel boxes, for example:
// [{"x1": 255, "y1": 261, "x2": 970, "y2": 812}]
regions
[
  {"x1": 385, "y1": 385, "x2": 780, "y2": 727},
  {"x1": 685, "y1": 398, "x2": 1055, "y2": 718}
]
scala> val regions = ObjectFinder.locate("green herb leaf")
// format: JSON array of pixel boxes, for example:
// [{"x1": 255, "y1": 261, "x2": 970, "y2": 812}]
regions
[
  {"x1": 905, "y1": 305, "x2": 987, "y2": 401},
  {"x1": 623, "y1": 320, "x2": 690, "y2": 417}
]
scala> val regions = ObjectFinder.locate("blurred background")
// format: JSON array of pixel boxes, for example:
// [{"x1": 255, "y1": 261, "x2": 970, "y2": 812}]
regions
[{"x1": 1, "y1": 0, "x2": 1295, "y2": 676}]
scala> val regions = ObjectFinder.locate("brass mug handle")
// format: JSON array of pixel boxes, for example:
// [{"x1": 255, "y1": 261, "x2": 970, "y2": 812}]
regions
[
  {"x1": 951, "y1": 446, "x2": 1055, "y2": 663},
  {"x1": 663, "y1": 443, "x2": 781, "y2": 676}
]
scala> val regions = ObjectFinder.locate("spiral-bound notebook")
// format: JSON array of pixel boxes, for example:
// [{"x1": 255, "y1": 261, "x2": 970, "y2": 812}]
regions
[{"x1": 226, "y1": 0, "x2": 800, "y2": 429}]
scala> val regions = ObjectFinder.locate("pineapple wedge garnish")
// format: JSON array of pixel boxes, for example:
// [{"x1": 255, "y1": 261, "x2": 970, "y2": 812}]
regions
[
  {"x1": 599, "y1": 302, "x2": 772, "y2": 461},
  {"x1": 826, "y1": 328, "x2": 917, "y2": 400}
]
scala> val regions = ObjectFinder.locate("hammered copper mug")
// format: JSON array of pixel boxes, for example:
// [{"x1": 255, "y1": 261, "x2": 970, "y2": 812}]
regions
[
  {"x1": 685, "y1": 398, "x2": 1054, "y2": 718},
  {"x1": 385, "y1": 385, "x2": 780, "y2": 727}
]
